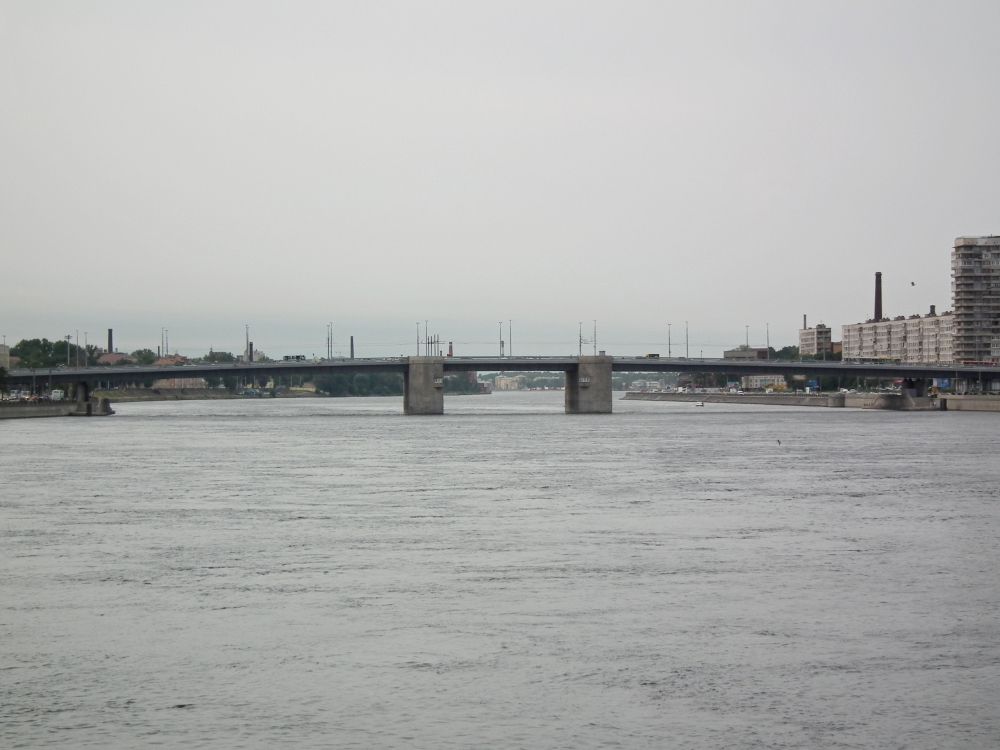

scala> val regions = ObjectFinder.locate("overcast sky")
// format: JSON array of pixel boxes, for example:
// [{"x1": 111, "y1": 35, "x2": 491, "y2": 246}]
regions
[{"x1": 3, "y1": 1, "x2": 999, "y2": 358}]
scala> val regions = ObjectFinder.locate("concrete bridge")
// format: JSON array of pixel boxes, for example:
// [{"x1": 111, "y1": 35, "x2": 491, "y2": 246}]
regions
[{"x1": 6, "y1": 356, "x2": 999, "y2": 415}]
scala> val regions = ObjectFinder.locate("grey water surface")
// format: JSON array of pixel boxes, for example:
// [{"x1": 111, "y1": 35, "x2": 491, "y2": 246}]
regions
[{"x1": 2, "y1": 392, "x2": 998, "y2": 749}]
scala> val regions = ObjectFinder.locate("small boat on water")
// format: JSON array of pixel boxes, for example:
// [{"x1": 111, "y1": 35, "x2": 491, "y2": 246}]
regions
[{"x1": 694, "y1": 401, "x2": 705, "y2": 407}]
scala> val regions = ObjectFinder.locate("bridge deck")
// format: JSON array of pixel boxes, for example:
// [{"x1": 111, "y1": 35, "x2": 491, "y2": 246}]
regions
[{"x1": 6, "y1": 355, "x2": 999, "y2": 387}]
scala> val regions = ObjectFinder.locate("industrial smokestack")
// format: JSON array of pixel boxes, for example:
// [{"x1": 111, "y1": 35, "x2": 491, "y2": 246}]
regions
[
  {"x1": 874, "y1": 272, "x2": 883, "y2": 321},
  {"x1": 249, "y1": 342, "x2": 254, "y2": 363},
  {"x1": 929, "y1": 304, "x2": 936, "y2": 316},
  {"x1": 350, "y1": 335, "x2": 355, "y2": 359},
  {"x1": 107, "y1": 328, "x2": 113, "y2": 353},
  {"x1": 802, "y1": 314, "x2": 807, "y2": 330}
]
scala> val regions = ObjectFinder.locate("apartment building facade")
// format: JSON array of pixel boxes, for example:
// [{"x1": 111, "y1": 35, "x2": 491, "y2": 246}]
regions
[
  {"x1": 798, "y1": 324, "x2": 833, "y2": 357},
  {"x1": 841, "y1": 309, "x2": 953, "y2": 363},
  {"x1": 952, "y1": 236, "x2": 1000, "y2": 363}
]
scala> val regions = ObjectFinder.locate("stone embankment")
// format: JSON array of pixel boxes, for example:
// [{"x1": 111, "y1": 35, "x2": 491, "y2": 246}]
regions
[
  {"x1": 622, "y1": 392, "x2": 966, "y2": 411},
  {"x1": 624, "y1": 392, "x2": 848, "y2": 407},
  {"x1": 93, "y1": 387, "x2": 321, "y2": 402},
  {"x1": 0, "y1": 398, "x2": 114, "y2": 419},
  {"x1": 937, "y1": 395, "x2": 1000, "y2": 412}
]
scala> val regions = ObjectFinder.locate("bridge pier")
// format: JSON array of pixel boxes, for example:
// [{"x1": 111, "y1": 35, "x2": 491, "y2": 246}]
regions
[
  {"x1": 565, "y1": 356, "x2": 613, "y2": 414},
  {"x1": 902, "y1": 377, "x2": 929, "y2": 397},
  {"x1": 404, "y1": 357, "x2": 444, "y2": 415},
  {"x1": 74, "y1": 382, "x2": 92, "y2": 416}
]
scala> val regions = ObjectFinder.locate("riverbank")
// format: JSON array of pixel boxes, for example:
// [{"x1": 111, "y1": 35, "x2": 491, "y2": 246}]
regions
[
  {"x1": 622, "y1": 391, "x2": 1000, "y2": 412},
  {"x1": 0, "y1": 399, "x2": 114, "y2": 419},
  {"x1": 92, "y1": 388, "x2": 322, "y2": 403}
]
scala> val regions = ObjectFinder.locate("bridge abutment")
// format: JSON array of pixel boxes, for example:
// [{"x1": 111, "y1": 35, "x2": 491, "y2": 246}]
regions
[
  {"x1": 565, "y1": 356, "x2": 613, "y2": 414},
  {"x1": 404, "y1": 357, "x2": 444, "y2": 415}
]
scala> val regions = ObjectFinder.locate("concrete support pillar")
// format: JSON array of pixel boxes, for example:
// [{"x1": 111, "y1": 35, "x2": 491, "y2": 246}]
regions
[
  {"x1": 902, "y1": 377, "x2": 928, "y2": 397},
  {"x1": 75, "y1": 381, "x2": 92, "y2": 416},
  {"x1": 565, "y1": 356, "x2": 613, "y2": 414},
  {"x1": 404, "y1": 357, "x2": 444, "y2": 415}
]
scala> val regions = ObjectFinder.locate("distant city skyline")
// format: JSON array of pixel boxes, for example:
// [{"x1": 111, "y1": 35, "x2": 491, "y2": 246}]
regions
[{"x1": 3, "y1": 1, "x2": 998, "y2": 358}]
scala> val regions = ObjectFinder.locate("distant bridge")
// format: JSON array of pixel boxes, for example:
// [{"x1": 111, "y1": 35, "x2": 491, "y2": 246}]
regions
[{"x1": 7, "y1": 356, "x2": 999, "y2": 415}]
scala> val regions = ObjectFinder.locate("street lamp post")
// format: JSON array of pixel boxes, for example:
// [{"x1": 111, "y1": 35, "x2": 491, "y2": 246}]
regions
[
  {"x1": 745, "y1": 324, "x2": 749, "y2": 349},
  {"x1": 667, "y1": 323, "x2": 672, "y2": 358},
  {"x1": 685, "y1": 321, "x2": 689, "y2": 358},
  {"x1": 498, "y1": 321, "x2": 503, "y2": 357}
]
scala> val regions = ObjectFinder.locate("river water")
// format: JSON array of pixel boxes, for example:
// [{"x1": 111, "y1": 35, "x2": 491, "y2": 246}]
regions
[{"x1": 2, "y1": 392, "x2": 998, "y2": 749}]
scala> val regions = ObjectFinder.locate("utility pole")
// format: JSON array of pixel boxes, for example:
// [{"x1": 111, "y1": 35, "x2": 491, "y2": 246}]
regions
[
  {"x1": 508, "y1": 320, "x2": 512, "y2": 358},
  {"x1": 766, "y1": 322, "x2": 770, "y2": 358},
  {"x1": 578, "y1": 322, "x2": 583, "y2": 357},
  {"x1": 498, "y1": 321, "x2": 503, "y2": 357},
  {"x1": 593, "y1": 320, "x2": 597, "y2": 356},
  {"x1": 667, "y1": 323, "x2": 672, "y2": 357},
  {"x1": 745, "y1": 324, "x2": 749, "y2": 349},
  {"x1": 685, "y1": 321, "x2": 689, "y2": 358}
]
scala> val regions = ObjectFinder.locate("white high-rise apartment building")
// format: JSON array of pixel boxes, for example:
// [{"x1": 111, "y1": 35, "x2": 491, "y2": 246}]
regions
[{"x1": 952, "y1": 236, "x2": 1000, "y2": 363}]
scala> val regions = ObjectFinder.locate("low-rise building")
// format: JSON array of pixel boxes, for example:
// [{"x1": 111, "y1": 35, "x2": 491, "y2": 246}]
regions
[
  {"x1": 741, "y1": 374, "x2": 786, "y2": 391},
  {"x1": 97, "y1": 352, "x2": 132, "y2": 366},
  {"x1": 494, "y1": 375, "x2": 525, "y2": 391},
  {"x1": 799, "y1": 323, "x2": 833, "y2": 357},
  {"x1": 723, "y1": 346, "x2": 769, "y2": 360}
]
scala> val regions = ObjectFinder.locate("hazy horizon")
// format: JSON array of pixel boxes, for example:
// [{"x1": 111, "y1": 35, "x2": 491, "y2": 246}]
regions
[{"x1": 3, "y1": 1, "x2": 999, "y2": 357}]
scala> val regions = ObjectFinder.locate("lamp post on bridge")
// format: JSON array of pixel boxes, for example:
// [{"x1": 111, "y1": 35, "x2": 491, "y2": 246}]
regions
[{"x1": 667, "y1": 323, "x2": 672, "y2": 358}]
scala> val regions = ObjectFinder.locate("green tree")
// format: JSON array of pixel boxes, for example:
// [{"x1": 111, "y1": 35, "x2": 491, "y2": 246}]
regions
[
  {"x1": 443, "y1": 374, "x2": 484, "y2": 394},
  {"x1": 12, "y1": 338, "x2": 56, "y2": 368},
  {"x1": 11, "y1": 338, "x2": 89, "y2": 368},
  {"x1": 131, "y1": 349, "x2": 157, "y2": 365},
  {"x1": 203, "y1": 350, "x2": 237, "y2": 363},
  {"x1": 313, "y1": 372, "x2": 403, "y2": 396},
  {"x1": 773, "y1": 345, "x2": 800, "y2": 360}
]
